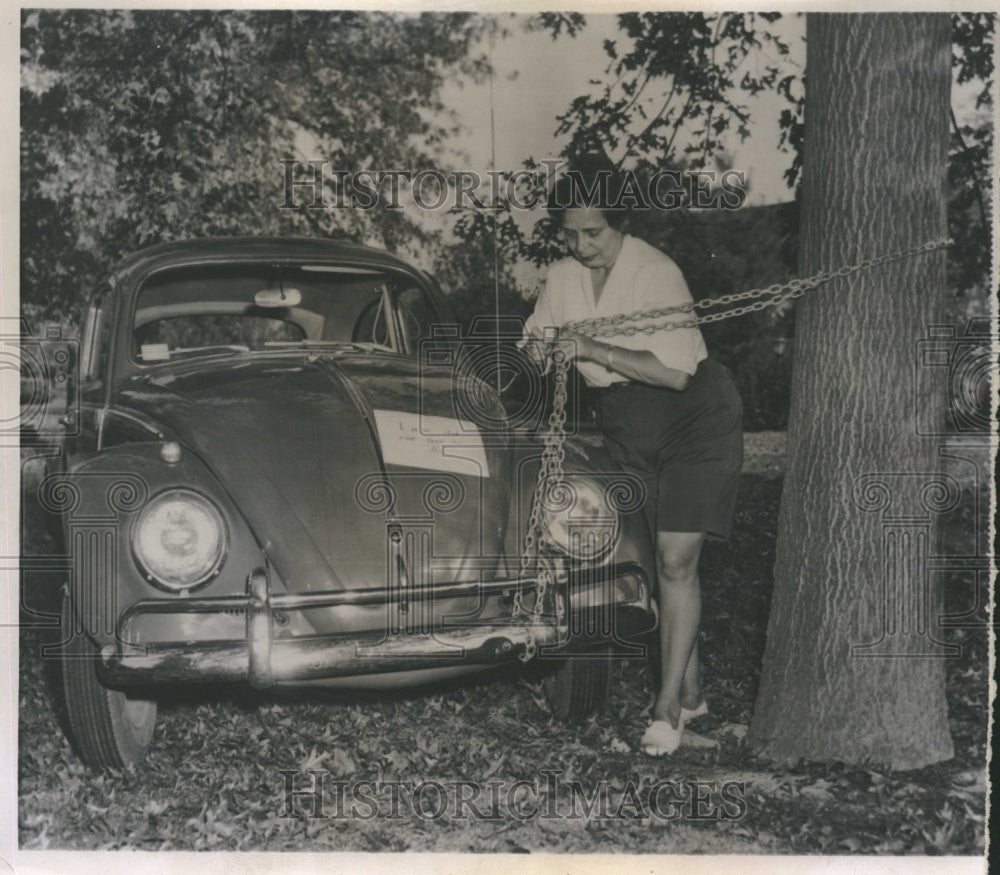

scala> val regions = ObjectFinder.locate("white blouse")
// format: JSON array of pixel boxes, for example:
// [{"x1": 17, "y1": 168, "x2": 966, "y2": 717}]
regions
[{"x1": 524, "y1": 234, "x2": 708, "y2": 388}]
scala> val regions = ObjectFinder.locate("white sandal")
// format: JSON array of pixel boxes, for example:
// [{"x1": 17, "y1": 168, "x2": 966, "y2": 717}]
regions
[
  {"x1": 640, "y1": 717, "x2": 683, "y2": 756},
  {"x1": 641, "y1": 701, "x2": 709, "y2": 756},
  {"x1": 680, "y1": 700, "x2": 709, "y2": 722}
]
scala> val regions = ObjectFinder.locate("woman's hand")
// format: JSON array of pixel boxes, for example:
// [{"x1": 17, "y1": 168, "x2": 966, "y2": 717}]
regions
[
  {"x1": 521, "y1": 327, "x2": 555, "y2": 374},
  {"x1": 557, "y1": 329, "x2": 603, "y2": 365},
  {"x1": 521, "y1": 328, "x2": 600, "y2": 372}
]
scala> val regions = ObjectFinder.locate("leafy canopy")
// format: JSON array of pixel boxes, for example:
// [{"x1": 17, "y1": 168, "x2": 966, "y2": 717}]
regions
[{"x1": 21, "y1": 9, "x2": 489, "y2": 320}]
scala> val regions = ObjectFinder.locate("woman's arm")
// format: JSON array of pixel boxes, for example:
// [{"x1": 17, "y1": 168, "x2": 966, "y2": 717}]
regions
[{"x1": 561, "y1": 331, "x2": 691, "y2": 391}]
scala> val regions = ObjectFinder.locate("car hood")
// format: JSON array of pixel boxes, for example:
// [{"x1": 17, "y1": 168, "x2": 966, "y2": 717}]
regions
[{"x1": 115, "y1": 352, "x2": 512, "y2": 594}]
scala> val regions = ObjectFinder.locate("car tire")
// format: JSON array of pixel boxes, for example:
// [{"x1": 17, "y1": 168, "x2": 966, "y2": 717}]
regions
[
  {"x1": 542, "y1": 646, "x2": 612, "y2": 722},
  {"x1": 60, "y1": 593, "x2": 157, "y2": 769}
]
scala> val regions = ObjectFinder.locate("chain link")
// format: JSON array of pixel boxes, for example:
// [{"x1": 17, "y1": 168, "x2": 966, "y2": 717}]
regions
[{"x1": 511, "y1": 238, "x2": 951, "y2": 649}]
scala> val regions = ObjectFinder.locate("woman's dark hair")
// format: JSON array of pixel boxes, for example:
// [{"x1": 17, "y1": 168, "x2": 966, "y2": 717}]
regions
[{"x1": 547, "y1": 153, "x2": 628, "y2": 230}]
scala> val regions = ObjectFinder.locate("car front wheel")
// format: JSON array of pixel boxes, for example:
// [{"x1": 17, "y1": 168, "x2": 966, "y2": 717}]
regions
[
  {"x1": 542, "y1": 646, "x2": 612, "y2": 722},
  {"x1": 60, "y1": 592, "x2": 157, "y2": 768}
]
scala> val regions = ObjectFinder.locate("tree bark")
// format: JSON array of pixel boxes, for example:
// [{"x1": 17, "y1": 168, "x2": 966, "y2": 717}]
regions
[{"x1": 747, "y1": 14, "x2": 955, "y2": 770}]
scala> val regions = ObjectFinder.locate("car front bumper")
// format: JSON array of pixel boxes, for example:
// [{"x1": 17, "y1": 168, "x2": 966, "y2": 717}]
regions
[{"x1": 97, "y1": 562, "x2": 654, "y2": 689}]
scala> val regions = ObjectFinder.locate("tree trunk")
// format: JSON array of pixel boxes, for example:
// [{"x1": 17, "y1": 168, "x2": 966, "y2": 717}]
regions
[{"x1": 747, "y1": 14, "x2": 955, "y2": 770}]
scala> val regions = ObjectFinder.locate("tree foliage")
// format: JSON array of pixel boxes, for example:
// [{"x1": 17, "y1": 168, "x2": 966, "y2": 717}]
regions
[
  {"x1": 549, "y1": 12, "x2": 800, "y2": 175},
  {"x1": 451, "y1": 13, "x2": 804, "y2": 274},
  {"x1": 20, "y1": 9, "x2": 488, "y2": 322},
  {"x1": 434, "y1": 207, "x2": 529, "y2": 334},
  {"x1": 948, "y1": 13, "x2": 994, "y2": 299}
]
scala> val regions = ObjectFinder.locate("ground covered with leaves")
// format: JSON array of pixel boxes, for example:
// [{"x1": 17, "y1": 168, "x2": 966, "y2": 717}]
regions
[{"x1": 17, "y1": 434, "x2": 988, "y2": 853}]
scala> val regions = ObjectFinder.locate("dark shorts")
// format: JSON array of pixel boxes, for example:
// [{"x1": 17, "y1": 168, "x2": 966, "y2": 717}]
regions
[{"x1": 595, "y1": 358, "x2": 743, "y2": 539}]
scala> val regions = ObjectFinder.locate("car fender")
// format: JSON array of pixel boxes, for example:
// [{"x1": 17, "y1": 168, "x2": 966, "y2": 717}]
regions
[{"x1": 48, "y1": 442, "x2": 265, "y2": 647}]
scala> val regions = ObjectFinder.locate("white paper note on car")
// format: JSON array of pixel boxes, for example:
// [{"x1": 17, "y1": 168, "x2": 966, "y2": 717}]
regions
[{"x1": 372, "y1": 410, "x2": 489, "y2": 478}]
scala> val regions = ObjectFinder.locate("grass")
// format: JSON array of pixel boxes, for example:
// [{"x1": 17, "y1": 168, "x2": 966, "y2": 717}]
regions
[{"x1": 16, "y1": 435, "x2": 989, "y2": 853}]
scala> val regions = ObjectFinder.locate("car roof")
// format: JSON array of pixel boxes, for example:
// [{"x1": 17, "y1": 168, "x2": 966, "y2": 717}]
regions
[{"x1": 110, "y1": 236, "x2": 432, "y2": 288}]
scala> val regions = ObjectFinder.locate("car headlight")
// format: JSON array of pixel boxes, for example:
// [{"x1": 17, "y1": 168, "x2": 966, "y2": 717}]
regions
[
  {"x1": 132, "y1": 489, "x2": 228, "y2": 590},
  {"x1": 541, "y1": 477, "x2": 620, "y2": 561}
]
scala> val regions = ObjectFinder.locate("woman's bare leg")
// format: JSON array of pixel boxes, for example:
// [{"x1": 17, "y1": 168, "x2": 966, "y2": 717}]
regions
[
  {"x1": 652, "y1": 530, "x2": 705, "y2": 728},
  {"x1": 680, "y1": 642, "x2": 702, "y2": 710},
  {"x1": 649, "y1": 642, "x2": 701, "y2": 710}
]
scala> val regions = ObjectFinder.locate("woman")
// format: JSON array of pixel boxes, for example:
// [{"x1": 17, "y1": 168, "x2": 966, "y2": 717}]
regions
[{"x1": 522, "y1": 164, "x2": 743, "y2": 756}]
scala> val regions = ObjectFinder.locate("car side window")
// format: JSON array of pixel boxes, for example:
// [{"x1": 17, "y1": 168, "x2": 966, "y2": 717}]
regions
[
  {"x1": 394, "y1": 287, "x2": 435, "y2": 354},
  {"x1": 81, "y1": 292, "x2": 114, "y2": 384},
  {"x1": 351, "y1": 287, "x2": 393, "y2": 347}
]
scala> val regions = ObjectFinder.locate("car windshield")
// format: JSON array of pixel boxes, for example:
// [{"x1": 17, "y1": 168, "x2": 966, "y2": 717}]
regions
[{"x1": 133, "y1": 263, "x2": 404, "y2": 363}]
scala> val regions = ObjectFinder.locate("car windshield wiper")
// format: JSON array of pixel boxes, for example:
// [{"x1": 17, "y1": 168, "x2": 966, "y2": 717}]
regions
[
  {"x1": 264, "y1": 340, "x2": 394, "y2": 352},
  {"x1": 165, "y1": 344, "x2": 250, "y2": 358}
]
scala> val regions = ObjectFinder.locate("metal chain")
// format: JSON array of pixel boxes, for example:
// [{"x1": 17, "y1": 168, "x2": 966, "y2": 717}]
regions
[
  {"x1": 562, "y1": 238, "x2": 952, "y2": 338},
  {"x1": 512, "y1": 238, "x2": 951, "y2": 652},
  {"x1": 514, "y1": 348, "x2": 569, "y2": 660}
]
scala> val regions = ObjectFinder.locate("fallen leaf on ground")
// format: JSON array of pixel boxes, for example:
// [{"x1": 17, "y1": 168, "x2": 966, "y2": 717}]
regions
[{"x1": 682, "y1": 730, "x2": 720, "y2": 749}]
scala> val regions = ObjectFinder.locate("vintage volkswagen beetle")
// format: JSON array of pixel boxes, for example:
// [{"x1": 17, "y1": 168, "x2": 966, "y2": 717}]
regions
[{"x1": 42, "y1": 237, "x2": 656, "y2": 768}]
